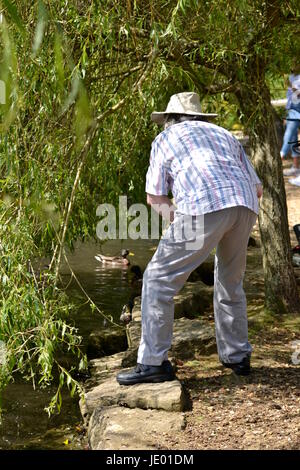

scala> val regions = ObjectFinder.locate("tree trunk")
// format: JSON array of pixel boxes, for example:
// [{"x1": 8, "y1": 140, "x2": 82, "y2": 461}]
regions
[
  {"x1": 237, "y1": 82, "x2": 300, "y2": 313},
  {"x1": 173, "y1": 48, "x2": 299, "y2": 313}
]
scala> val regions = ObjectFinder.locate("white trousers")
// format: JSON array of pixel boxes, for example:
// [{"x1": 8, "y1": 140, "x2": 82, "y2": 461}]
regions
[{"x1": 137, "y1": 206, "x2": 257, "y2": 366}]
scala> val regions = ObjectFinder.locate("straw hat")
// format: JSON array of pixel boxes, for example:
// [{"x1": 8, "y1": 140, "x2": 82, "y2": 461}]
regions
[{"x1": 151, "y1": 92, "x2": 218, "y2": 125}]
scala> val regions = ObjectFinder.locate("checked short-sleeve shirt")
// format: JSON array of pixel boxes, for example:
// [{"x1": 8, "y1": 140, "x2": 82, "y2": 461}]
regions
[{"x1": 146, "y1": 121, "x2": 261, "y2": 215}]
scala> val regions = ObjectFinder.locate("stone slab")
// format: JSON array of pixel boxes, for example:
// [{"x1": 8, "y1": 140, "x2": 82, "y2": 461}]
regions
[
  {"x1": 80, "y1": 375, "x2": 187, "y2": 421},
  {"x1": 88, "y1": 406, "x2": 186, "y2": 450}
]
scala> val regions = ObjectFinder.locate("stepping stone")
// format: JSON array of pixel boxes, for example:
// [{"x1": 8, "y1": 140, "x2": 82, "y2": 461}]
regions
[
  {"x1": 131, "y1": 297, "x2": 142, "y2": 321},
  {"x1": 80, "y1": 375, "x2": 188, "y2": 421},
  {"x1": 84, "y1": 352, "x2": 129, "y2": 391},
  {"x1": 88, "y1": 406, "x2": 186, "y2": 450},
  {"x1": 89, "y1": 351, "x2": 128, "y2": 373}
]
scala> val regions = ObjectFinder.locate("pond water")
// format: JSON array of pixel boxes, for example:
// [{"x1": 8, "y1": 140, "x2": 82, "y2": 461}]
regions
[{"x1": 0, "y1": 238, "x2": 157, "y2": 450}]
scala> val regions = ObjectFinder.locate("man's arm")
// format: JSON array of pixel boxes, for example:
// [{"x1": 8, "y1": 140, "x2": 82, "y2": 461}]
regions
[{"x1": 146, "y1": 194, "x2": 176, "y2": 222}]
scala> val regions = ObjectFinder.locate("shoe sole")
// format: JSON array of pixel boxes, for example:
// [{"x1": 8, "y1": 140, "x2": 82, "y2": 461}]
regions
[
  {"x1": 223, "y1": 367, "x2": 251, "y2": 376},
  {"x1": 117, "y1": 374, "x2": 176, "y2": 386},
  {"x1": 222, "y1": 363, "x2": 251, "y2": 376},
  {"x1": 232, "y1": 369, "x2": 251, "y2": 376}
]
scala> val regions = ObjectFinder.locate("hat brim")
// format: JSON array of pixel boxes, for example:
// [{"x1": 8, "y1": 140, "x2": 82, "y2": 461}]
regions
[{"x1": 151, "y1": 111, "x2": 218, "y2": 125}]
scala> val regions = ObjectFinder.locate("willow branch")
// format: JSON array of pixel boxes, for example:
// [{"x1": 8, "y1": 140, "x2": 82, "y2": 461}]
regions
[
  {"x1": 62, "y1": 249, "x2": 124, "y2": 329},
  {"x1": 52, "y1": 47, "x2": 157, "y2": 283}
]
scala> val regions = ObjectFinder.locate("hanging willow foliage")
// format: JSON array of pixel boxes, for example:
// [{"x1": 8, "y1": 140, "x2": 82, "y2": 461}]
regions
[
  {"x1": 0, "y1": 0, "x2": 201, "y2": 415},
  {"x1": 0, "y1": 0, "x2": 299, "y2": 415},
  {"x1": 0, "y1": 0, "x2": 161, "y2": 415}
]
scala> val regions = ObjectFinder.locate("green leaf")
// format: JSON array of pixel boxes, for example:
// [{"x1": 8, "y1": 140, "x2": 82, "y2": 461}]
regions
[{"x1": 2, "y1": 0, "x2": 25, "y2": 34}]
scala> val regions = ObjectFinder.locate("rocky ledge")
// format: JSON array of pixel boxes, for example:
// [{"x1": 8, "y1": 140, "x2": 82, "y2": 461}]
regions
[{"x1": 80, "y1": 376, "x2": 188, "y2": 421}]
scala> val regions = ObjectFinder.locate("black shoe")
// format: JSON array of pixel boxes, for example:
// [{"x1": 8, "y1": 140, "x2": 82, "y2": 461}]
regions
[
  {"x1": 116, "y1": 360, "x2": 175, "y2": 385},
  {"x1": 222, "y1": 356, "x2": 251, "y2": 376}
]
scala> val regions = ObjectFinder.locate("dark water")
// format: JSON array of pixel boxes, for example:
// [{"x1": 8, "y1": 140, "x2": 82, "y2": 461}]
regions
[
  {"x1": 0, "y1": 239, "x2": 157, "y2": 450},
  {"x1": 60, "y1": 239, "x2": 157, "y2": 341}
]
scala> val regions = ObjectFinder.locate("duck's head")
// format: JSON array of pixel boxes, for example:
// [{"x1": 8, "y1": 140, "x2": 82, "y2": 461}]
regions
[{"x1": 121, "y1": 249, "x2": 129, "y2": 258}]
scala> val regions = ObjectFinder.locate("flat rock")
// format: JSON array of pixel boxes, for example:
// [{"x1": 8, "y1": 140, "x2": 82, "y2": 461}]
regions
[
  {"x1": 126, "y1": 321, "x2": 141, "y2": 349},
  {"x1": 80, "y1": 376, "x2": 187, "y2": 420},
  {"x1": 83, "y1": 352, "x2": 129, "y2": 391},
  {"x1": 88, "y1": 406, "x2": 186, "y2": 450},
  {"x1": 89, "y1": 351, "x2": 128, "y2": 373},
  {"x1": 88, "y1": 351, "x2": 176, "y2": 375}
]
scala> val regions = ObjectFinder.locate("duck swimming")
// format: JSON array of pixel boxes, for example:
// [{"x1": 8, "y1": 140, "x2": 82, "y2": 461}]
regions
[{"x1": 95, "y1": 249, "x2": 131, "y2": 266}]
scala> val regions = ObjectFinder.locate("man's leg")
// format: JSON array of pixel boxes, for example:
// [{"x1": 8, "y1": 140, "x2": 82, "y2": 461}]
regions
[
  {"x1": 137, "y1": 209, "x2": 238, "y2": 366},
  {"x1": 213, "y1": 206, "x2": 257, "y2": 365}
]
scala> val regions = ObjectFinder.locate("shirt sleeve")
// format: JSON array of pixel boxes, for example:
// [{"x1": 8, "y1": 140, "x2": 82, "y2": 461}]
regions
[
  {"x1": 145, "y1": 139, "x2": 171, "y2": 195},
  {"x1": 237, "y1": 142, "x2": 261, "y2": 186}
]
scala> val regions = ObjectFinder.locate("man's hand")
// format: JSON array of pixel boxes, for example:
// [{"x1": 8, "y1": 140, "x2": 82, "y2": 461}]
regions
[
  {"x1": 256, "y1": 184, "x2": 263, "y2": 199},
  {"x1": 146, "y1": 194, "x2": 176, "y2": 222}
]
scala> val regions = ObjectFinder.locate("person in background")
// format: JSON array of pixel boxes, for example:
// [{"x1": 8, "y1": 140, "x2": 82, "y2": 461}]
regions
[
  {"x1": 116, "y1": 92, "x2": 262, "y2": 386},
  {"x1": 280, "y1": 64, "x2": 300, "y2": 184}
]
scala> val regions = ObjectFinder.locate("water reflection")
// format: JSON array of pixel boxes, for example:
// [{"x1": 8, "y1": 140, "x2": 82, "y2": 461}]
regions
[{"x1": 60, "y1": 239, "x2": 157, "y2": 337}]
